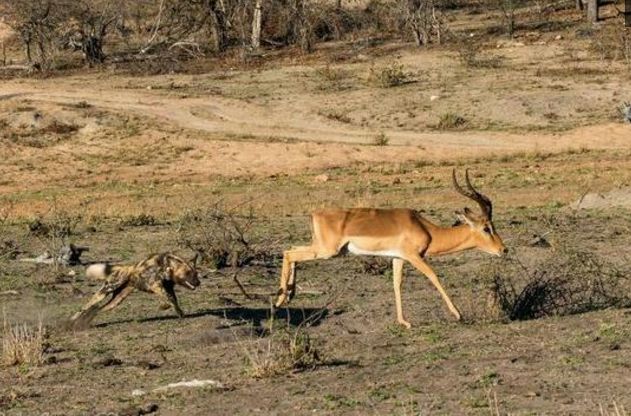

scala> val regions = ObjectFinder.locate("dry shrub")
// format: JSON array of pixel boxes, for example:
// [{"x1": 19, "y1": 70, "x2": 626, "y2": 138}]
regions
[
  {"x1": 176, "y1": 203, "x2": 273, "y2": 269},
  {"x1": 590, "y1": 25, "x2": 631, "y2": 66},
  {"x1": 0, "y1": 203, "x2": 19, "y2": 261},
  {"x1": 2, "y1": 314, "x2": 46, "y2": 367},
  {"x1": 241, "y1": 326, "x2": 323, "y2": 378},
  {"x1": 372, "y1": 132, "x2": 390, "y2": 146},
  {"x1": 118, "y1": 213, "x2": 159, "y2": 227},
  {"x1": 486, "y1": 249, "x2": 630, "y2": 321},
  {"x1": 458, "y1": 38, "x2": 504, "y2": 69},
  {"x1": 27, "y1": 203, "x2": 81, "y2": 270},
  {"x1": 436, "y1": 112, "x2": 467, "y2": 130},
  {"x1": 313, "y1": 64, "x2": 354, "y2": 91},
  {"x1": 367, "y1": 61, "x2": 410, "y2": 88}
]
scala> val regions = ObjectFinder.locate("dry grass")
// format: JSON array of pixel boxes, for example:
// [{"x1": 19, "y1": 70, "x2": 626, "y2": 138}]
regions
[
  {"x1": 600, "y1": 402, "x2": 628, "y2": 416},
  {"x1": 2, "y1": 313, "x2": 45, "y2": 367},
  {"x1": 240, "y1": 324, "x2": 323, "y2": 379}
]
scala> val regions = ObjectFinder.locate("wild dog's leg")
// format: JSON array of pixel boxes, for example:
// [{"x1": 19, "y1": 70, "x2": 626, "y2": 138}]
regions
[
  {"x1": 404, "y1": 253, "x2": 461, "y2": 321},
  {"x1": 70, "y1": 287, "x2": 109, "y2": 322},
  {"x1": 70, "y1": 279, "x2": 128, "y2": 324},
  {"x1": 100, "y1": 285, "x2": 134, "y2": 312},
  {"x1": 275, "y1": 245, "x2": 338, "y2": 308},
  {"x1": 151, "y1": 281, "x2": 184, "y2": 318},
  {"x1": 392, "y1": 258, "x2": 411, "y2": 329}
]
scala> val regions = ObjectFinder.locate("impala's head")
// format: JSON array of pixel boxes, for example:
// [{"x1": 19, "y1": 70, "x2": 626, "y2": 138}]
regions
[
  {"x1": 166, "y1": 253, "x2": 201, "y2": 290},
  {"x1": 453, "y1": 169, "x2": 507, "y2": 257}
]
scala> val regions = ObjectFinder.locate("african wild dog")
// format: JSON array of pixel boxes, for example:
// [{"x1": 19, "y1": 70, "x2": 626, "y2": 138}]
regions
[{"x1": 70, "y1": 253, "x2": 200, "y2": 327}]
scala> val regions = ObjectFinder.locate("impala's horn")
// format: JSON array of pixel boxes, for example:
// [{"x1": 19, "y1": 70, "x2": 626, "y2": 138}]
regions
[{"x1": 452, "y1": 169, "x2": 493, "y2": 219}]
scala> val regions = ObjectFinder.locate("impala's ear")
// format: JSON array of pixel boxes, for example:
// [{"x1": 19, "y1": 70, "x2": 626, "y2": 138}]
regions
[{"x1": 455, "y1": 208, "x2": 476, "y2": 227}]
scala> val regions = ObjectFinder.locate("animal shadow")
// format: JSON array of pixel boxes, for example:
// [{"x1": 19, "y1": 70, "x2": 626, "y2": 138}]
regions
[{"x1": 93, "y1": 306, "x2": 330, "y2": 329}]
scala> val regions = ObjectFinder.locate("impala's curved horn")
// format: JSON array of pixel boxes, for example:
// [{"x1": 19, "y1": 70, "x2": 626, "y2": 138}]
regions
[{"x1": 452, "y1": 169, "x2": 493, "y2": 219}]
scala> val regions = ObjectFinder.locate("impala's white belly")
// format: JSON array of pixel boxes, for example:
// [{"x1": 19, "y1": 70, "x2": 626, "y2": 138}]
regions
[{"x1": 347, "y1": 243, "x2": 401, "y2": 258}]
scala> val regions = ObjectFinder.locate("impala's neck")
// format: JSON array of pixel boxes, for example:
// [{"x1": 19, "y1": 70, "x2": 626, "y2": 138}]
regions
[{"x1": 424, "y1": 222, "x2": 477, "y2": 256}]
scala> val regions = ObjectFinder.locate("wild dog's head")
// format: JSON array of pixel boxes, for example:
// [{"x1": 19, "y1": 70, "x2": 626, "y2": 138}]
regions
[{"x1": 164, "y1": 253, "x2": 201, "y2": 290}]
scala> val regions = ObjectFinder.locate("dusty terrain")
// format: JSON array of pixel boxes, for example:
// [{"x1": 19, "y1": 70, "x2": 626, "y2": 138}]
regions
[{"x1": 2, "y1": 7, "x2": 631, "y2": 415}]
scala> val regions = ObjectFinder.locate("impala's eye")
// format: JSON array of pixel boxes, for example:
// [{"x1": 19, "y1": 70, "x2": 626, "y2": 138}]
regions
[{"x1": 483, "y1": 226, "x2": 492, "y2": 234}]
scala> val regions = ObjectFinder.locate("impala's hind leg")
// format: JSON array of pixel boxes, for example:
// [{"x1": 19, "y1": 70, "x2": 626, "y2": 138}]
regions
[
  {"x1": 275, "y1": 245, "x2": 338, "y2": 308},
  {"x1": 392, "y1": 258, "x2": 411, "y2": 329}
]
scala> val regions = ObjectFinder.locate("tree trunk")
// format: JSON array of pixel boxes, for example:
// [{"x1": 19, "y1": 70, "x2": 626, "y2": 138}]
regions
[
  {"x1": 251, "y1": 0, "x2": 262, "y2": 50},
  {"x1": 587, "y1": 0, "x2": 598, "y2": 23},
  {"x1": 576, "y1": 0, "x2": 583, "y2": 10},
  {"x1": 82, "y1": 36, "x2": 105, "y2": 66},
  {"x1": 209, "y1": 10, "x2": 227, "y2": 52}
]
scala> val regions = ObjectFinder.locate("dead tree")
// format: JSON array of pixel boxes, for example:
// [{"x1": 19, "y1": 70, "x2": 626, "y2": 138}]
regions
[
  {"x1": 404, "y1": 0, "x2": 443, "y2": 46},
  {"x1": 251, "y1": 0, "x2": 262, "y2": 49},
  {"x1": 586, "y1": 0, "x2": 598, "y2": 23},
  {"x1": 4, "y1": 0, "x2": 60, "y2": 68},
  {"x1": 207, "y1": 0, "x2": 228, "y2": 52},
  {"x1": 64, "y1": 0, "x2": 123, "y2": 65}
]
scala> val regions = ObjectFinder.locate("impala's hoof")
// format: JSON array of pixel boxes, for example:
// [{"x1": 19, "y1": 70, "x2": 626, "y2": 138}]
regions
[{"x1": 398, "y1": 319, "x2": 412, "y2": 329}]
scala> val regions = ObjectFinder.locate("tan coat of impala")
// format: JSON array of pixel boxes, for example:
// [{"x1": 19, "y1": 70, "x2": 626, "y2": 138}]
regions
[{"x1": 275, "y1": 169, "x2": 508, "y2": 328}]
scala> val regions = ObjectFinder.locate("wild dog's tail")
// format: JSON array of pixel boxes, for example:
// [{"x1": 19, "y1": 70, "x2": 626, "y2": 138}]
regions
[{"x1": 85, "y1": 263, "x2": 113, "y2": 280}]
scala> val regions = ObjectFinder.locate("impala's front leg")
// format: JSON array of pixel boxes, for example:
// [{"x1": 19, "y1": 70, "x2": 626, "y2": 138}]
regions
[
  {"x1": 406, "y1": 253, "x2": 461, "y2": 321},
  {"x1": 275, "y1": 246, "x2": 333, "y2": 308}
]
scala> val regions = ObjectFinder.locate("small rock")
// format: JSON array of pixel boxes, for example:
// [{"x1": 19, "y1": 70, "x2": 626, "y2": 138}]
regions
[
  {"x1": 314, "y1": 174, "x2": 329, "y2": 183},
  {"x1": 135, "y1": 360, "x2": 161, "y2": 370},
  {"x1": 525, "y1": 391, "x2": 540, "y2": 398},
  {"x1": 430, "y1": 95, "x2": 440, "y2": 102},
  {"x1": 146, "y1": 86, "x2": 152, "y2": 90},
  {"x1": 555, "y1": 35, "x2": 563, "y2": 40},
  {"x1": 621, "y1": 102, "x2": 631, "y2": 123},
  {"x1": 528, "y1": 234, "x2": 551, "y2": 248},
  {"x1": 610, "y1": 343, "x2": 621, "y2": 351}
]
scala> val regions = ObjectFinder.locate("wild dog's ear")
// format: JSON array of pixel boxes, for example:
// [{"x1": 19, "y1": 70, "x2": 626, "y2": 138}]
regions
[
  {"x1": 164, "y1": 266, "x2": 173, "y2": 278},
  {"x1": 190, "y1": 253, "x2": 199, "y2": 267}
]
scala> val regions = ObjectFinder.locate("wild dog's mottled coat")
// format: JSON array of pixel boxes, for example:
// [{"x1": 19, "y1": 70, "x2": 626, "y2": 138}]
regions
[{"x1": 70, "y1": 253, "x2": 200, "y2": 327}]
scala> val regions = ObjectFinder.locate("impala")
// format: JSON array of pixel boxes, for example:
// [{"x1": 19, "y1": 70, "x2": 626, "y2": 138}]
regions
[{"x1": 274, "y1": 169, "x2": 507, "y2": 328}]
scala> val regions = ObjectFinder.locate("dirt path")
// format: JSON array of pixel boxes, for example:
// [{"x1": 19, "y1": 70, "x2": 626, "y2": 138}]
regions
[{"x1": 2, "y1": 80, "x2": 630, "y2": 158}]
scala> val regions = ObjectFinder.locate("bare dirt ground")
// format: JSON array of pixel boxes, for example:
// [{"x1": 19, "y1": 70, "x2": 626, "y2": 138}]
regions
[{"x1": 2, "y1": 8, "x2": 631, "y2": 415}]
